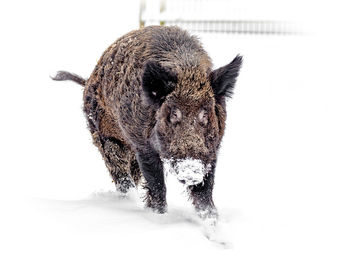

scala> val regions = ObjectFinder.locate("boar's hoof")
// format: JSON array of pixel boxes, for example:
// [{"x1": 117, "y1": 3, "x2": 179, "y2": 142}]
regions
[
  {"x1": 197, "y1": 207, "x2": 218, "y2": 223},
  {"x1": 145, "y1": 195, "x2": 167, "y2": 214},
  {"x1": 150, "y1": 204, "x2": 167, "y2": 214},
  {"x1": 146, "y1": 202, "x2": 167, "y2": 214},
  {"x1": 115, "y1": 176, "x2": 135, "y2": 195}
]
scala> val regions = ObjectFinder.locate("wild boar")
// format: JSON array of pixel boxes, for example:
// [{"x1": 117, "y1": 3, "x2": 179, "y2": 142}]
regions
[{"x1": 52, "y1": 26, "x2": 242, "y2": 219}]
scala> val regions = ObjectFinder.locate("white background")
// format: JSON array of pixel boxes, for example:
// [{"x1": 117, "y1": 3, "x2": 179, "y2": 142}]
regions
[{"x1": 1, "y1": 0, "x2": 349, "y2": 262}]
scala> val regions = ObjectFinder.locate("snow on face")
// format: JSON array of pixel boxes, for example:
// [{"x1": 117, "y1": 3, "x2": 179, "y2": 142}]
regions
[{"x1": 162, "y1": 158, "x2": 211, "y2": 186}]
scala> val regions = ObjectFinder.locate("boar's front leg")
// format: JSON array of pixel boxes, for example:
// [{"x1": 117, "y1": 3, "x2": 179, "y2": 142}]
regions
[
  {"x1": 136, "y1": 148, "x2": 167, "y2": 213},
  {"x1": 188, "y1": 161, "x2": 218, "y2": 220}
]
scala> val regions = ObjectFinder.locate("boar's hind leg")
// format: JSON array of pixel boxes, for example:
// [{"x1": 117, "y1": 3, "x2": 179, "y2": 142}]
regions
[
  {"x1": 136, "y1": 149, "x2": 167, "y2": 213},
  {"x1": 188, "y1": 162, "x2": 218, "y2": 220},
  {"x1": 96, "y1": 135, "x2": 136, "y2": 195}
]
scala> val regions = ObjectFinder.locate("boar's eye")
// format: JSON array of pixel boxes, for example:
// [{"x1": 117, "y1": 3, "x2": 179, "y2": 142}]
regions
[
  {"x1": 169, "y1": 108, "x2": 182, "y2": 124},
  {"x1": 198, "y1": 109, "x2": 208, "y2": 126}
]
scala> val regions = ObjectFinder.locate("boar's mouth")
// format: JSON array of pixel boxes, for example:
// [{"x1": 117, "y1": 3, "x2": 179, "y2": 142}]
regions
[{"x1": 162, "y1": 158, "x2": 212, "y2": 186}]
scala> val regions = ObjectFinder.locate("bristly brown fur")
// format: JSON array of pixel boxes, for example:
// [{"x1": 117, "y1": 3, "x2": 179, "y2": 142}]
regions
[{"x1": 53, "y1": 26, "x2": 242, "y2": 217}]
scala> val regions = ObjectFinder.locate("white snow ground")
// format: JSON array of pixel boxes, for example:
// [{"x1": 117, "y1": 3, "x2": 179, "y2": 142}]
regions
[{"x1": 1, "y1": 1, "x2": 350, "y2": 262}]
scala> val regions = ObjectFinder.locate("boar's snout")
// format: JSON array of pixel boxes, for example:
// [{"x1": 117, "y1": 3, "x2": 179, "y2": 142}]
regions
[
  {"x1": 162, "y1": 157, "x2": 212, "y2": 186},
  {"x1": 169, "y1": 125, "x2": 209, "y2": 160},
  {"x1": 156, "y1": 111, "x2": 215, "y2": 185}
]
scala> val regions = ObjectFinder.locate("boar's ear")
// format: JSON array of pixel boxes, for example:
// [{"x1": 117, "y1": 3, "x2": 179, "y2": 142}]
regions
[
  {"x1": 142, "y1": 60, "x2": 177, "y2": 105},
  {"x1": 210, "y1": 55, "x2": 243, "y2": 103}
]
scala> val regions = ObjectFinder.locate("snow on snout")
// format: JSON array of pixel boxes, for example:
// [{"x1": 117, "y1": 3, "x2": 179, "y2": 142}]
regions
[{"x1": 162, "y1": 158, "x2": 211, "y2": 186}]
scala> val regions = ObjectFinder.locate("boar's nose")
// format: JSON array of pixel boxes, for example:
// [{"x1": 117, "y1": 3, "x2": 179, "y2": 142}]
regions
[{"x1": 172, "y1": 127, "x2": 208, "y2": 158}]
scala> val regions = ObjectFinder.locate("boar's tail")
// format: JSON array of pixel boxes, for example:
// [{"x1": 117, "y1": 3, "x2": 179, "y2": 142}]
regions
[{"x1": 51, "y1": 71, "x2": 86, "y2": 86}]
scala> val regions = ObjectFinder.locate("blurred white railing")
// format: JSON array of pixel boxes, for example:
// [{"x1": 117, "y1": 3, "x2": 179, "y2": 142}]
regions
[{"x1": 140, "y1": 0, "x2": 302, "y2": 35}]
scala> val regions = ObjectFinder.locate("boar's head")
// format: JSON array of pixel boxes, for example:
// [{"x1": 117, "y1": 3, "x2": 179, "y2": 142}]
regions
[{"x1": 142, "y1": 55, "x2": 242, "y2": 185}]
